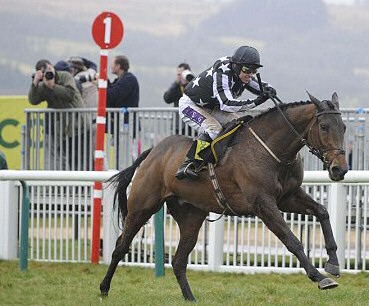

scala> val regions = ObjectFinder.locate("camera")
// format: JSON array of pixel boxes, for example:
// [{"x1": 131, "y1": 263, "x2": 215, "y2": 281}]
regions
[
  {"x1": 181, "y1": 70, "x2": 195, "y2": 82},
  {"x1": 31, "y1": 71, "x2": 54, "y2": 81},
  {"x1": 78, "y1": 73, "x2": 97, "y2": 84},
  {"x1": 44, "y1": 71, "x2": 54, "y2": 80}
]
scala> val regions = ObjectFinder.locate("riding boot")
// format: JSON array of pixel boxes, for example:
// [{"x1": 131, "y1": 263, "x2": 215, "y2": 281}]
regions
[
  {"x1": 175, "y1": 133, "x2": 213, "y2": 180},
  {"x1": 175, "y1": 156, "x2": 199, "y2": 180}
]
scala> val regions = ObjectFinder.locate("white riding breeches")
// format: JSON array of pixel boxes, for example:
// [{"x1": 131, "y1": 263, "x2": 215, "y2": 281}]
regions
[{"x1": 178, "y1": 94, "x2": 240, "y2": 140}]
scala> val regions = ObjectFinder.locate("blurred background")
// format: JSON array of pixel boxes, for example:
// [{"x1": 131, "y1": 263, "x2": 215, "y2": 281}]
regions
[{"x1": 1, "y1": 0, "x2": 369, "y2": 108}]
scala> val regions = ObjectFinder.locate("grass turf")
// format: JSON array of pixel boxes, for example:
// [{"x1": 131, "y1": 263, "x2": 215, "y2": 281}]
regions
[{"x1": 1, "y1": 260, "x2": 369, "y2": 305}]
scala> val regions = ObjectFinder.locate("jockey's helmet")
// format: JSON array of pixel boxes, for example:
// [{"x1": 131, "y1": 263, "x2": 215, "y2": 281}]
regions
[{"x1": 231, "y1": 46, "x2": 263, "y2": 69}]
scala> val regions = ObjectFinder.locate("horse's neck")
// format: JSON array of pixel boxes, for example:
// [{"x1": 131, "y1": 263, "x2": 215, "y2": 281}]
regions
[{"x1": 250, "y1": 103, "x2": 316, "y2": 160}]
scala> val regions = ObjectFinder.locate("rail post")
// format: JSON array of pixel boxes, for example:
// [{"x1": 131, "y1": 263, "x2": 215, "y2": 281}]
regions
[
  {"x1": 20, "y1": 181, "x2": 30, "y2": 271},
  {"x1": 208, "y1": 213, "x2": 225, "y2": 271},
  {"x1": 102, "y1": 182, "x2": 119, "y2": 264},
  {"x1": 0, "y1": 181, "x2": 18, "y2": 260},
  {"x1": 154, "y1": 207, "x2": 165, "y2": 277},
  {"x1": 328, "y1": 183, "x2": 347, "y2": 270}
]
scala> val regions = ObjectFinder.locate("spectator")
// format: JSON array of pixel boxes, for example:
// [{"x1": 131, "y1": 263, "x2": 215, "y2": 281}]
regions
[
  {"x1": 28, "y1": 59, "x2": 90, "y2": 170},
  {"x1": 106, "y1": 55, "x2": 139, "y2": 169},
  {"x1": 55, "y1": 60, "x2": 83, "y2": 93},
  {"x1": 69, "y1": 56, "x2": 99, "y2": 170},
  {"x1": 68, "y1": 57, "x2": 98, "y2": 109},
  {"x1": 107, "y1": 55, "x2": 139, "y2": 123},
  {"x1": 54, "y1": 60, "x2": 72, "y2": 73},
  {"x1": 164, "y1": 63, "x2": 195, "y2": 134},
  {"x1": 0, "y1": 151, "x2": 8, "y2": 169}
]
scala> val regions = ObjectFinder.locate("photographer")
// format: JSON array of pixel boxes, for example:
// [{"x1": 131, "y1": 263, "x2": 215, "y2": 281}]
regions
[
  {"x1": 163, "y1": 62, "x2": 195, "y2": 134},
  {"x1": 68, "y1": 57, "x2": 98, "y2": 109},
  {"x1": 28, "y1": 59, "x2": 90, "y2": 170},
  {"x1": 68, "y1": 57, "x2": 99, "y2": 169}
]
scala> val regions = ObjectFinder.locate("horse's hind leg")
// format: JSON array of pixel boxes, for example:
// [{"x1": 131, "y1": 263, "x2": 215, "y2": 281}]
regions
[
  {"x1": 257, "y1": 195, "x2": 338, "y2": 290},
  {"x1": 100, "y1": 204, "x2": 161, "y2": 297},
  {"x1": 167, "y1": 198, "x2": 207, "y2": 301},
  {"x1": 278, "y1": 188, "x2": 340, "y2": 277}
]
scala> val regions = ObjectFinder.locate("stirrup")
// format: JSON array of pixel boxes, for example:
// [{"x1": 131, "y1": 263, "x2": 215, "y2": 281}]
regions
[{"x1": 175, "y1": 160, "x2": 199, "y2": 180}]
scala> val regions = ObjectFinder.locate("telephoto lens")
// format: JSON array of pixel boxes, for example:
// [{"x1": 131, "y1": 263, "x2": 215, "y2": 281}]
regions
[
  {"x1": 182, "y1": 70, "x2": 195, "y2": 82},
  {"x1": 78, "y1": 74, "x2": 97, "y2": 84},
  {"x1": 44, "y1": 71, "x2": 54, "y2": 80}
]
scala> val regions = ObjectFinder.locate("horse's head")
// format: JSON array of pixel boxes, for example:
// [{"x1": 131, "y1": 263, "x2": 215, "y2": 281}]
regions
[{"x1": 307, "y1": 92, "x2": 348, "y2": 181}]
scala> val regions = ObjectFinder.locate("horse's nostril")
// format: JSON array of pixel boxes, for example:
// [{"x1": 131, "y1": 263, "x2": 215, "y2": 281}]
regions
[{"x1": 331, "y1": 166, "x2": 347, "y2": 178}]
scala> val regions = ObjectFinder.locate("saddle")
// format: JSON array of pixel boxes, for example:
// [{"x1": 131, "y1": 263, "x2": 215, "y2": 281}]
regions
[{"x1": 197, "y1": 115, "x2": 253, "y2": 167}]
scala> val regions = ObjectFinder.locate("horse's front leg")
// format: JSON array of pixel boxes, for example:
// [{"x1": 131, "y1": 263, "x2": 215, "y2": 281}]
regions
[
  {"x1": 256, "y1": 194, "x2": 338, "y2": 290},
  {"x1": 278, "y1": 187, "x2": 340, "y2": 277}
]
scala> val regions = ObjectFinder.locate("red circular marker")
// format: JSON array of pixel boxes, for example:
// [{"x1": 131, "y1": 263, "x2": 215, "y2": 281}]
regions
[{"x1": 92, "y1": 12, "x2": 124, "y2": 49}]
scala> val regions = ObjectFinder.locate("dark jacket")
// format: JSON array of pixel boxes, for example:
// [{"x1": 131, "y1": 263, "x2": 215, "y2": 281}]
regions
[
  {"x1": 106, "y1": 71, "x2": 139, "y2": 129},
  {"x1": 107, "y1": 72, "x2": 139, "y2": 108},
  {"x1": 163, "y1": 82, "x2": 185, "y2": 107}
]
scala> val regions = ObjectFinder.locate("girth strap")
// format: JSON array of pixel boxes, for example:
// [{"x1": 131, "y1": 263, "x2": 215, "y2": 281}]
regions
[{"x1": 208, "y1": 163, "x2": 238, "y2": 218}]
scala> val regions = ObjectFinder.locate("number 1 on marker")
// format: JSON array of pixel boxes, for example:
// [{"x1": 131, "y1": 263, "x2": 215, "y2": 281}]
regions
[{"x1": 103, "y1": 16, "x2": 112, "y2": 44}]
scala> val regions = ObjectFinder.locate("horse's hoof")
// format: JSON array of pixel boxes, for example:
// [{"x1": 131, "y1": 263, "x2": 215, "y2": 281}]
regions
[
  {"x1": 100, "y1": 292, "x2": 108, "y2": 299},
  {"x1": 318, "y1": 278, "x2": 339, "y2": 290},
  {"x1": 184, "y1": 296, "x2": 196, "y2": 302},
  {"x1": 325, "y1": 262, "x2": 340, "y2": 278}
]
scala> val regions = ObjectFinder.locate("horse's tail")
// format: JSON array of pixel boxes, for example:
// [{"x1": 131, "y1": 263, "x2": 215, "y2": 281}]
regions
[{"x1": 107, "y1": 148, "x2": 152, "y2": 228}]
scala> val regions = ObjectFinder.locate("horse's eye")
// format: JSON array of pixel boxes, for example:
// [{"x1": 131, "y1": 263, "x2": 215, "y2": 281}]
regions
[{"x1": 320, "y1": 124, "x2": 328, "y2": 132}]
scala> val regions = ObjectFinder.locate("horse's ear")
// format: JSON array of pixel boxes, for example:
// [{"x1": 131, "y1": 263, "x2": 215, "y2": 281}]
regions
[
  {"x1": 331, "y1": 92, "x2": 340, "y2": 110},
  {"x1": 306, "y1": 91, "x2": 321, "y2": 109}
]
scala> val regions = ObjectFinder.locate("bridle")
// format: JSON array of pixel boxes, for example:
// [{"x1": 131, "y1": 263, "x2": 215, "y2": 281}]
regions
[
  {"x1": 266, "y1": 94, "x2": 346, "y2": 168},
  {"x1": 253, "y1": 73, "x2": 346, "y2": 168},
  {"x1": 303, "y1": 109, "x2": 346, "y2": 169}
]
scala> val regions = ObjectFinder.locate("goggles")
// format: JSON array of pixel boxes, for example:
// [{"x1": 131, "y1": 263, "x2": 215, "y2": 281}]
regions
[{"x1": 240, "y1": 65, "x2": 257, "y2": 75}]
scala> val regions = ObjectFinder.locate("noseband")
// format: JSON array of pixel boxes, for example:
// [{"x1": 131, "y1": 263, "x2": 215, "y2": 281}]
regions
[{"x1": 304, "y1": 110, "x2": 346, "y2": 168}]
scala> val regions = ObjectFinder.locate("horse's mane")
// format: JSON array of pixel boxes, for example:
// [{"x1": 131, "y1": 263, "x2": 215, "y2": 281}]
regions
[{"x1": 253, "y1": 100, "x2": 312, "y2": 121}]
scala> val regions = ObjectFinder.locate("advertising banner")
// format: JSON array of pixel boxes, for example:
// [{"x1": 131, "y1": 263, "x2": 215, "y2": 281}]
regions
[{"x1": 0, "y1": 96, "x2": 46, "y2": 169}]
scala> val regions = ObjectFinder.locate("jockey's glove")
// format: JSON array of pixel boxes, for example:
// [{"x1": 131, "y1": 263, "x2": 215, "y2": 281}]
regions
[
  {"x1": 254, "y1": 95, "x2": 269, "y2": 106},
  {"x1": 263, "y1": 85, "x2": 277, "y2": 98}
]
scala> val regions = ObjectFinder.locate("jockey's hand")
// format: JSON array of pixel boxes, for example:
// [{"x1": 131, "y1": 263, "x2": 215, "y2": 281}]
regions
[
  {"x1": 254, "y1": 95, "x2": 269, "y2": 106},
  {"x1": 263, "y1": 86, "x2": 277, "y2": 98}
]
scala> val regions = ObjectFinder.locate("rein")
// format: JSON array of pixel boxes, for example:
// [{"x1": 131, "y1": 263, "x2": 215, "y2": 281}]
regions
[{"x1": 255, "y1": 73, "x2": 345, "y2": 167}]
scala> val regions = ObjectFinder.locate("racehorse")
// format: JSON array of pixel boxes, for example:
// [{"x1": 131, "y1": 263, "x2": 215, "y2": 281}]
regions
[{"x1": 100, "y1": 92, "x2": 348, "y2": 301}]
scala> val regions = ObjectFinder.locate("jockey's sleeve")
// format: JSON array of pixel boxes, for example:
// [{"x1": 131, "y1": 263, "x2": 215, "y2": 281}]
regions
[
  {"x1": 246, "y1": 77, "x2": 272, "y2": 95},
  {"x1": 213, "y1": 68, "x2": 258, "y2": 113}
]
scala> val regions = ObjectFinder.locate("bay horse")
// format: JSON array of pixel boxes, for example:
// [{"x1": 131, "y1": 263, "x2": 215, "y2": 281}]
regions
[{"x1": 100, "y1": 92, "x2": 348, "y2": 301}]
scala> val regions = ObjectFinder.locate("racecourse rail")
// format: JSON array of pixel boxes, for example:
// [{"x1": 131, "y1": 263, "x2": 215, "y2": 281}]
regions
[
  {"x1": 1, "y1": 169, "x2": 369, "y2": 275},
  {"x1": 22, "y1": 107, "x2": 369, "y2": 171}
]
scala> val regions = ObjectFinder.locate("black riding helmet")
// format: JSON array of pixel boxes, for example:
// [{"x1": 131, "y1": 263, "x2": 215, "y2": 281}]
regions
[{"x1": 231, "y1": 46, "x2": 263, "y2": 75}]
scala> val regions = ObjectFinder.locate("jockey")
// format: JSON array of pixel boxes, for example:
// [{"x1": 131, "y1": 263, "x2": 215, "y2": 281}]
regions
[{"x1": 176, "y1": 45, "x2": 277, "y2": 180}]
